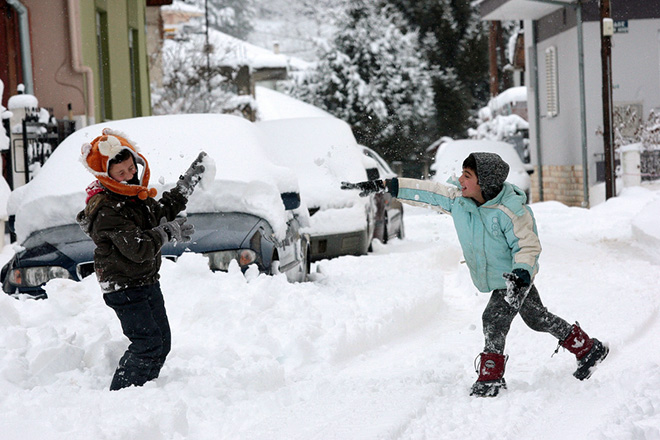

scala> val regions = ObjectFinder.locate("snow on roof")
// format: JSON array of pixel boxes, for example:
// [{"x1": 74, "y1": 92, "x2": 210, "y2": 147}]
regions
[
  {"x1": 161, "y1": 4, "x2": 310, "y2": 71},
  {"x1": 206, "y1": 30, "x2": 288, "y2": 69},
  {"x1": 256, "y1": 117, "x2": 368, "y2": 210},
  {"x1": 162, "y1": 0, "x2": 203, "y2": 14},
  {"x1": 255, "y1": 86, "x2": 332, "y2": 121},
  {"x1": 489, "y1": 86, "x2": 527, "y2": 112}
]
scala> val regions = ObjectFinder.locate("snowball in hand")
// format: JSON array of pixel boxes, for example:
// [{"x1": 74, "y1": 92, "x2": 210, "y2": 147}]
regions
[{"x1": 199, "y1": 153, "x2": 216, "y2": 190}]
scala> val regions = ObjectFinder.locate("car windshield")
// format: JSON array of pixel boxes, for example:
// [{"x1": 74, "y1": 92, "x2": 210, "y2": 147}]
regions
[
  {"x1": 20, "y1": 211, "x2": 270, "y2": 250},
  {"x1": 22, "y1": 224, "x2": 89, "y2": 248}
]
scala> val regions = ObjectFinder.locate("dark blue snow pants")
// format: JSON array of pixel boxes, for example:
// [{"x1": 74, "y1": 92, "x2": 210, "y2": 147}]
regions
[
  {"x1": 103, "y1": 282, "x2": 171, "y2": 391},
  {"x1": 482, "y1": 285, "x2": 573, "y2": 354}
]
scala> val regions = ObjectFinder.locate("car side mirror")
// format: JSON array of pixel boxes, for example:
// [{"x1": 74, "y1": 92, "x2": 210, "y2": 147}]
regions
[
  {"x1": 281, "y1": 192, "x2": 301, "y2": 210},
  {"x1": 366, "y1": 167, "x2": 380, "y2": 181}
]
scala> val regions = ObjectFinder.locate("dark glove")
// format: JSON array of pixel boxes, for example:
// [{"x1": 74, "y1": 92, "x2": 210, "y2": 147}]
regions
[
  {"x1": 153, "y1": 217, "x2": 194, "y2": 245},
  {"x1": 502, "y1": 269, "x2": 532, "y2": 310},
  {"x1": 340, "y1": 179, "x2": 386, "y2": 197},
  {"x1": 176, "y1": 152, "x2": 207, "y2": 198}
]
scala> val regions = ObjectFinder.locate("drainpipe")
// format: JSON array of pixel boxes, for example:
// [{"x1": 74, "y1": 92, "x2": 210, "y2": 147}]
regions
[
  {"x1": 576, "y1": 1, "x2": 589, "y2": 207},
  {"x1": 67, "y1": 0, "x2": 95, "y2": 125},
  {"x1": 6, "y1": 0, "x2": 34, "y2": 95},
  {"x1": 531, "y1": 21, "x2": 544, "y2": 201}
]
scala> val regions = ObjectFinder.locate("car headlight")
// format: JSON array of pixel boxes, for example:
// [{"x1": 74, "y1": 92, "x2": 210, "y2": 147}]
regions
[
  {"x1": 8, "y1": 266, "x2": 72, "y2": 287},
  {"x1": 204, "y1": 249, "x2": 257, "y2": 271}
]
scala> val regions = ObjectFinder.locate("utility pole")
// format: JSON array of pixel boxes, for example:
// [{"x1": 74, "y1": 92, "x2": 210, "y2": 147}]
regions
[
  {"x1": 600, "y1": 0, "x2": 615, "y2": 199},
  {"x1": 489, "y1": 21, "x2": 500, "y2": 97}
]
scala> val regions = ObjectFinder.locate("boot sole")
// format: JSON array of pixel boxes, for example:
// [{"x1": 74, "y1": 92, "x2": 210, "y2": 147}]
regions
[{"x1": 574, "y1": 343, "x2": 609, "y2": 380}]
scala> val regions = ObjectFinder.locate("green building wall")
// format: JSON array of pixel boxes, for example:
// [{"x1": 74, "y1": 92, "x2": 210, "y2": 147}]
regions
[{"x1": 79, "y1": 0, "x2": 152, "y2": 122}]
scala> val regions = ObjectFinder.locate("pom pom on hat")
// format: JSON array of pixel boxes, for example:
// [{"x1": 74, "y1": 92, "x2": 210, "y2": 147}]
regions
[{"x1": 80, "y1": 128, "x2": 157, "y2": 199}]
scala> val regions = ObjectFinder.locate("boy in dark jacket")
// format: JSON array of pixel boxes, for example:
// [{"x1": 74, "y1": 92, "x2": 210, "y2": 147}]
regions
[
  {"x1": 342, "y1": 152, "x2": 608, "y2": 397},
  {"x1": 76, "y1": 128, "x2": 206, "y2": 390}
]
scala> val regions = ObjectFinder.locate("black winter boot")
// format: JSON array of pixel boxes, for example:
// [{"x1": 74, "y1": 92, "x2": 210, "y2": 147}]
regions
[
  {"x1": 470, "y1": 352, "x2": 508, "y2": 397},
  {"x1": 561, "y1": 323, "x2": 609, "y2": 380}
]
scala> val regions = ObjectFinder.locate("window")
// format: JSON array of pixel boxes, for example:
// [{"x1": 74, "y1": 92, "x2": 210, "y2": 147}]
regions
[
  {"x1": 545, "y1": 46, "x2": 559, "y2": 118},
  {"x1": 96, "y1": 10, "x2": 112, "y2": 120}
]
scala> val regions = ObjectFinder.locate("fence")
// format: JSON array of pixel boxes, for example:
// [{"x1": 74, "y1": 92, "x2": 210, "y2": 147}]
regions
[
  {"x1": 595, "y1": 149, "x2": 660, "y2": 183},
  {"x1": 640, "y1": 150, "x2": 660, "y2": 181},
  {"x1": 6, "y1": 108, "x2": 75, "y2": 189}
]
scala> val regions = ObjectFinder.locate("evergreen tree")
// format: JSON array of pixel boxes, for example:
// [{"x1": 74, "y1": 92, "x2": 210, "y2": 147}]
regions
[
  {"x1": 289, "y1": 0, "x2": 435, "y2": 164},
  {"x1": 384, "y1": 0, "x2": 489, "y2": 139}
]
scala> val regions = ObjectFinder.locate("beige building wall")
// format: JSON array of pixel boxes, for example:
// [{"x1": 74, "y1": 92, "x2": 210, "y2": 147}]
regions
[{"x1": 531, "y1": 165, "x2": 584, "y2": 207}]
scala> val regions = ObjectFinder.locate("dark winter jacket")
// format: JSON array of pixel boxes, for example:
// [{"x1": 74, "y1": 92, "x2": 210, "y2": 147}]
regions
[
  {"x1": 391, "y1": 178, "x2": 541, "y2": 293},
  {"x1": 76, "y1": 185, "x2": 187, "y2": 293}
]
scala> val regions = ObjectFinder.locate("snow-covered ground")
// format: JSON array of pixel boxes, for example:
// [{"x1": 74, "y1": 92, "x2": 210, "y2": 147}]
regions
[{"x1": 1, "y1": 183, "x2": 659, "y2": 439}]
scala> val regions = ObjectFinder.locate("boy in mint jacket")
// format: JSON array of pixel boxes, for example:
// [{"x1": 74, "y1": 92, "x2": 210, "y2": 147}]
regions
[{"x1": 342, "y1": 152, "x2": 608, "y2": 397}]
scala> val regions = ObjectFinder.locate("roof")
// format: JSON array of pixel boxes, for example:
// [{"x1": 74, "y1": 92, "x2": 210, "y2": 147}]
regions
[{"x1": 479, "y1": 0, "x2": 576, "y2": 21}]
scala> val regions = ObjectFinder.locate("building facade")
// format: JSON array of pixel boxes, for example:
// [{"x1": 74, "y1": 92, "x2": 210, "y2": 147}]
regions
[
  {"x1": 480, "y1": 0, "x2": 660, "y2": 206},
  {"x1": 0, "y1": 0, "x2": 156, "y2": 126}
]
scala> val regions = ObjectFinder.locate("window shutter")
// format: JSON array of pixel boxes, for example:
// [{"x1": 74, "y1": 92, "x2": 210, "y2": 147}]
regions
[{"x1": 545, "y1": 46, "x2": 558, "y2": 117}]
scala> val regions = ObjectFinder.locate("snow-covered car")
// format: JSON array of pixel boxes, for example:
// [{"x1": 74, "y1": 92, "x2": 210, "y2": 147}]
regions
[
  {"x1": 431, "y1": 139, "x2": 532, "y2": 200},
  {"x1": 1, "y1": 114, "x2": 311, "y2": 298},
  {"x1": 361, "y1": 146, "x2": 404, "y2": 244},
  {"x1": 256, "y1": 117, "x2": 376, "y2": 262}
]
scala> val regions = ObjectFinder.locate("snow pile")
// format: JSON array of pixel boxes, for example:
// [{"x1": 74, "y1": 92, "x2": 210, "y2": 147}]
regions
[
  {"x1": 6, "y1": 84, "x2": 38, "y2": 110},
  {"x1": 469, "y1": 86, "x2": 528, "y2": 141},
  {"x1": 0, "y1": 183, "x2": 659, "y2": 438}
]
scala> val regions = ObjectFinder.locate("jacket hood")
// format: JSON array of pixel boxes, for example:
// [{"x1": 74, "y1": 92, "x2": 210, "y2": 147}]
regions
[{"x1": 80, "y1": 127, "x2": 157, "y2": 200}]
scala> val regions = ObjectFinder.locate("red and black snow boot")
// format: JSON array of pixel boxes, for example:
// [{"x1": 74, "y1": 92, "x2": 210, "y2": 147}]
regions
[
  {"x1": 561, "y1": 323, "x2": 609, "y2": 380},
  {"x1": 470, "y1": 352, "x2": 507, "y2": 397}
]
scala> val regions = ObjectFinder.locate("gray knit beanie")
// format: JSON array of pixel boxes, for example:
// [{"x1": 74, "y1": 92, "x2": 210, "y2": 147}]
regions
[{"x1": 462, "y1": 152, "x2": 510, "y2": 200}]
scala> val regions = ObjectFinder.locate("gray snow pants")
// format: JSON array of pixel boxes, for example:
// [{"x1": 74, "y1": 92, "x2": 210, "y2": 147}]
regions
[{"x1": 482, "y1": 285, "x2": 573, "y2": 354}]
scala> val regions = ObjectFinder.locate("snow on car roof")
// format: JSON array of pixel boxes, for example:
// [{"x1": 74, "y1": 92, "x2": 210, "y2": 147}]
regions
[
  {"x1": 256, "y1": 117, "x2": 368, "y2": 209},
  {"x1": 9, "y1": 114, "x2": 300, "y2": 242},
  {"x1": 431, "y1": 139, "x2": 531, "y2": 190}
]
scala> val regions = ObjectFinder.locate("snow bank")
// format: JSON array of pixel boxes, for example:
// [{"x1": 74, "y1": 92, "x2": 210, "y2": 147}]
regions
[{"x1": 1, "y1": 171, "x2": 660, "y2": 439}]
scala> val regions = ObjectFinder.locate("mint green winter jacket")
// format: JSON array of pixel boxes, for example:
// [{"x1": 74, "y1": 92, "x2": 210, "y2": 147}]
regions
[{"x1": 394, "y1": 178, "x2": 541, "y2": 293}]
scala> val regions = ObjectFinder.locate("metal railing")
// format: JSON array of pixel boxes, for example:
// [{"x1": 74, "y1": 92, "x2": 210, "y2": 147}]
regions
[{"x1": 8, "y1": 108, "x2": 75, "y2": 188}]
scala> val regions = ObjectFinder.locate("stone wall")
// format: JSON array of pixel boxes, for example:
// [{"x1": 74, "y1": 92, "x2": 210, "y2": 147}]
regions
[{"x1": 530, "y1": 165, "x2": 585, "y2": 207}]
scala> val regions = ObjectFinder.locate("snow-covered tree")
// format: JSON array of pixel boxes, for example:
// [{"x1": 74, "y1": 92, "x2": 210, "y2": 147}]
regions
[
  {"x1": 289, "y1": 0, "x2": 435, "y2": 164},
  {"x1": 182, "y1": 0, "x2": 256, "y2": 40},
  {"x1": 249, "y1": 0, "x2": 339, "y2": 61},
  {"x1": 151, "y1": 39, "x2": 253, "y2": 117},
  {"x1": 384, "y1": 0, "x2": 489, "y2": 139}
]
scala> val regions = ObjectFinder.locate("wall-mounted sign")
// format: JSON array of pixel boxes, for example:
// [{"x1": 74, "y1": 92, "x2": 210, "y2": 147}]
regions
[{"x1": 614, "y1": 20, "x2": 628, "y2": 34}]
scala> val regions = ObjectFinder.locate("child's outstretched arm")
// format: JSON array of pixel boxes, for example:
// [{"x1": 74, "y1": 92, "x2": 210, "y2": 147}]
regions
[
  {"x1": 341, "y1": 177, "x2": 460, "y2": 213},
  {"x1": 394, "y1": 178, "x2": 461, "y2": 213}
]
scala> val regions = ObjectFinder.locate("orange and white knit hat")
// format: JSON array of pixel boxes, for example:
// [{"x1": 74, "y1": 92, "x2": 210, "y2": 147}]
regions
[{"x1": 80, "y1": 128, "x2": 157, "y2": 199}]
